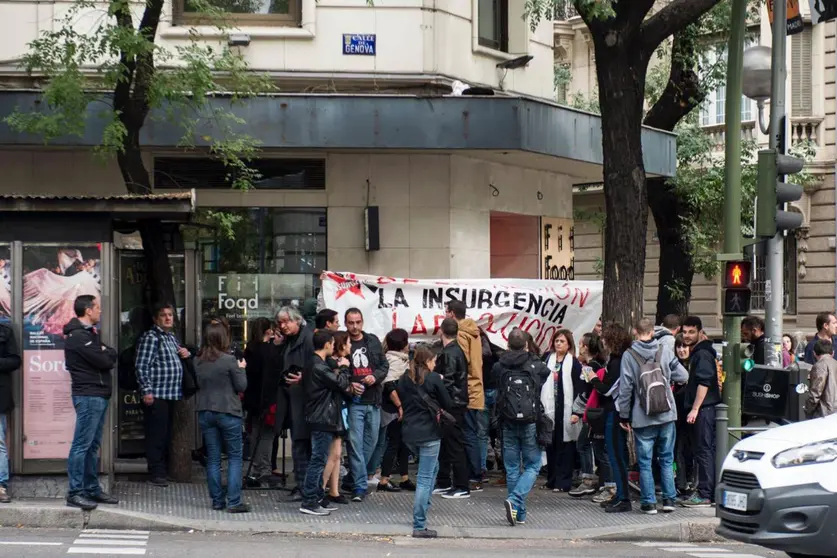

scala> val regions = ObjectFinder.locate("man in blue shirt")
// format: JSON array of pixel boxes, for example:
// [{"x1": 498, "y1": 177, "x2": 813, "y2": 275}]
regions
[
  {"x1": 135, "y1": 303, "x2": 189, "y2": 487},
  {"x1": 804, "y1": 312, "x2": 837, "y2": 365}
]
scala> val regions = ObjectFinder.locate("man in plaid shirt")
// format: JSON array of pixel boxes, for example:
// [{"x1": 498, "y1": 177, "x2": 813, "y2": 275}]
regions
[{"x1": 135, "y1": 303, "x2": 189, "y2": 487}]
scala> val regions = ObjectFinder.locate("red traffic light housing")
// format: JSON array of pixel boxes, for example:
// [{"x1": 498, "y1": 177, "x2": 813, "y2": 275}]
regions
[{"x1": 724, "y1": 260, "x2": 752, "y2": 288}]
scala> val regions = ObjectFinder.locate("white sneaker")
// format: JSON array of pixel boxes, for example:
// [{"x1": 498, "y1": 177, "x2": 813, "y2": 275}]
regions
[{"x1": 367, "y1": 475, "x2": 380, "y2": 486}]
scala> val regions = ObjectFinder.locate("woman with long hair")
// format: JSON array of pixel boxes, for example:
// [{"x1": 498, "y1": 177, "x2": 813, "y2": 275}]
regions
[
  {"x1": 595, "y1": 322, "x2": 633, "y2": 512},
  {"x1": 542, "y1": 329, "x2": 584, "y2": 492},
  {"x1": 242, "y1": 317, "x2": 281, "y2": 486},
  {"x1": 396, "y1": 345, "x2": 452, "y2": 538},
  {"x1": 673, "y1": 333, "x2": 695, "y2": 497},
  {"x1": 322, "y1": 330, "x2": 351, "y2": 505},
  {"x1": 571, "y1": 332, "x2": 612, "y2": 500},
  {"x1": 378, "y1": 329, "x2": 414, "y2": 492},
  {"x1": 195, "y1": 322, "x2": 249, "y2": 513}
]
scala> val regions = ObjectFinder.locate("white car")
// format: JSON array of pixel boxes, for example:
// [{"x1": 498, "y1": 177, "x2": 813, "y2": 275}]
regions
[{"x1": 716, "y1": 414, "x2": 837, "y2": 558}]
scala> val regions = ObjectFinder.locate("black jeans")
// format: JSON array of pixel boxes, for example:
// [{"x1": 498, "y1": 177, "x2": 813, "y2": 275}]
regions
[
  {"x1": 547, "y1": 424, "x2": 577, "y2": 491},
  {"x1": 381, "y1": 420, "x2": 409, "y2": 478},
  {"x1": 144, "y1": 398, "x2": 176, "y2": 478},
  {"x1": 691, "y1": 405, "x2": 717, "y2": 500},
  {"x1": 675, "y1": 405, "x2": 696, "y2": 491},
  {"x1": 292, "y1": 438, "x2": 312, "y2": 489},
  {"x1": 437, "y1": 408, "x2": 469, "y2": 491}
]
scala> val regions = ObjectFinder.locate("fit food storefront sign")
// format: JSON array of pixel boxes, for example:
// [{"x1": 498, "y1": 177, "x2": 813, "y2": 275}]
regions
[{"x1": 541, "y1": 217, "x2": 575, "y2": 281}]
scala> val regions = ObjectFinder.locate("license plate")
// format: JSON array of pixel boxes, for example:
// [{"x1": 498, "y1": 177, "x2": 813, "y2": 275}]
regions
[{"x1": 723, "y1": 490, "x2": 748, "y2": 512}]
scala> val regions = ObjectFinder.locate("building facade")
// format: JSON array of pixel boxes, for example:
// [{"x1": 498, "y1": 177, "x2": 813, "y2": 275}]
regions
[
  {"x1": 0, "y1": 1, "x2": 675, "y2": 483},
  {"x1": 556, "y1": 2, "x2": 837, "y2": 335}
]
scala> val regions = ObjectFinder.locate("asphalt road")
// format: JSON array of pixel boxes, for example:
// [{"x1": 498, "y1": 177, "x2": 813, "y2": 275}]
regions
[{"x1": 0, "y1": 528, "x2": 787, "y2": 557}]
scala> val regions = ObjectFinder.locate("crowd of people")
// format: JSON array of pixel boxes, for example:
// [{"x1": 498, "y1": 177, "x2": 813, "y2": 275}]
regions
[{"x1": 1, "y1": 293, "x2": 833, "y2": 537}]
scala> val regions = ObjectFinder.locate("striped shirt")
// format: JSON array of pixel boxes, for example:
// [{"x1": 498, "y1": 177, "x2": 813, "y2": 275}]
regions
[{"x1": 135, "y1": 326, "x2": 183, "y2": 400}]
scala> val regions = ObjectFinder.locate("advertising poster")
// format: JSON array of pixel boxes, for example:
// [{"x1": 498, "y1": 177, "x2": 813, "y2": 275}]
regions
[
  {"x1": 22, "y1": 245, "x2": 102, "y2": 459},
  {"x1": 0, "y1": 245, "x2": 9, "y2": 324},
  {"x1": 321, "y1": 272, "x2": 603, "y2": 354}
]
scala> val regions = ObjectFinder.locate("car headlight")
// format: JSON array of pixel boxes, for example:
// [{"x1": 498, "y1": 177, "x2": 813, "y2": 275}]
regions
[{"x1": 772, "y1": 439, "x2": 837, "y2": 468}]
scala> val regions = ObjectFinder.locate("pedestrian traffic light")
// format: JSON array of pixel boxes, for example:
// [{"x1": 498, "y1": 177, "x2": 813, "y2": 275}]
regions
[
  {"x1": 723, "y1": 260, "x2": 751, "y2": 316},
  {"x1": 756, "y1": 149, "x2": 804, "y2": 238}
]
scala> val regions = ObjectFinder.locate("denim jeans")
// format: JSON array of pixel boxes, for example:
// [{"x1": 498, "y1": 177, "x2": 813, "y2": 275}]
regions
[
  {"x1": 67, "y1": 396, "x2": 109, "y2": 498},
  {"x1": 367, "y1": 423, "x2": 388, "y2": 477},
  {"x1": 605, "y1": 411, "x2": 630, "y2": 502},
  {"x1": 199, "y1": 411, "x2": 244, "y2": 508},
  {"x1": 502, "y1": 422, "x2": 540, "y2": 519},
  {"x1": 411, "y1": 439, "x2": 441, "y2": 530},
  {"x1": 292, "y1": 438, "x2": 311, "y2": 488},
  {"x1": 577, "y1": 424, "x2": 594, "y2": 477},
  {"x1": 0, "y1": 415, "x2": 8, "y2": 487},
  {"x1": 634, "y1": 421, "x2": 677, "y2": 505},
  {"x1": 302, "y1": 431, "x2": 334, "y2": 507},
  {"x1": 463, "y1": 409, "x2": 487, "y2": 481},
  {"x1": 480, "y1": 389, "x2": 496, "y2": 471},
  {"x1": 348, "y1": 404, "x2": 381, "y2": 493}
]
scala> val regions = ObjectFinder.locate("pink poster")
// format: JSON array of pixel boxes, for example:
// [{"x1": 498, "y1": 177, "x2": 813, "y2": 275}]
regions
[
  {"x1": 22, "y1": 350, "x2": 75, "y2": 459},
  {"x1": 22, "y1": 246, "x2": 102, "y2": 460}
]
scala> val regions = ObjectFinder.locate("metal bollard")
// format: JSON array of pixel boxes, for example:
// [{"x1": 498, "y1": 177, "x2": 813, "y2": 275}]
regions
[{"x1": 715, "y1": 403, "x2": 729, "y2": 483}]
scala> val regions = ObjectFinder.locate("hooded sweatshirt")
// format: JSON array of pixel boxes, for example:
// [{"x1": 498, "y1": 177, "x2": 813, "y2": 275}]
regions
[
  {"x1": 617, "y1": 338, "x2": 688, "y2": 429},
  {"x1": 456, "y1": 318, "x2": 485, "y2": 410},
  {"x1": 685, "y1": 339, "x2": 721, "y2": 410},
  {"x1": 653, "y1": 326, "x2": 676, "y2": 356}
]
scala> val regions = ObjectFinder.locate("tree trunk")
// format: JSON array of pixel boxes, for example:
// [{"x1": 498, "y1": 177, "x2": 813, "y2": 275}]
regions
[
  {"x1": 122, "y1": 147, "x2": 193, "y2": 483},
  {"x1": 597, "y1": 52, "x2": 652, "y2": 326},
  {"x1": 647, "y1": 177, "x2": 694, "y2": 321}
]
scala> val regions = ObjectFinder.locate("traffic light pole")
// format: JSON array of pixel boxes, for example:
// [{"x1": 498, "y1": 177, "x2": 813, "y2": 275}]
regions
[
  {"x1": 764, "y1": 0, "x2": 788, "y2": 367},
  {"x1": 721, "y1": 0, "x2": 748, "y2": 440}
]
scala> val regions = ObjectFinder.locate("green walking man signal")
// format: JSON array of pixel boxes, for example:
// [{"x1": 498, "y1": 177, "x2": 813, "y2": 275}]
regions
[{"x1": 756, "y1": 149, "x2": 804, "y2": 238}]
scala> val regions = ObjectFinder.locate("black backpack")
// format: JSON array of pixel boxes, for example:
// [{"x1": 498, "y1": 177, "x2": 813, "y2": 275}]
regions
[{"x1": 497, "y1": 362, "x2": 540, "y2": 424}]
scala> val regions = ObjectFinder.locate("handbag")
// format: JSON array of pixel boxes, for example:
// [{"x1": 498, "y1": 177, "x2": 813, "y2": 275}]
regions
[
  {"x1": 181, "y1": 356, "x2": 199, "y2": 399},
  {"x1": 417, "y1": 384, "x2": 457, "y2": 427}
]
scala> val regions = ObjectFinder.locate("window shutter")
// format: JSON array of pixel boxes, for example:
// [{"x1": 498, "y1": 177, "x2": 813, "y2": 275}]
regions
[{"x1": 791, "y1": 26, "x2": 813, "y2": 117}]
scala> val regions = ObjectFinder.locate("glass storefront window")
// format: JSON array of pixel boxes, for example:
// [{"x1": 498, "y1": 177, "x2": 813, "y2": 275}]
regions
[
  {"x1": 0, "y1": 244, "x2": 9, "y2": 325},
  {"x1": 190, "y1": 208, "x2": 327, "y2": 349},
  {"x1": 117, "y1": 253, "x2": 186, "y2": 457},
  {"x1": 21, "y1": 244, "x2": 102, "y2": 460}
]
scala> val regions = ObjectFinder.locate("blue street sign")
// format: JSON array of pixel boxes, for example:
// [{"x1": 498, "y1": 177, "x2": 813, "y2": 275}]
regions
[{"x1": 343, "y1": 34, "x2": 376, "y2": 56}]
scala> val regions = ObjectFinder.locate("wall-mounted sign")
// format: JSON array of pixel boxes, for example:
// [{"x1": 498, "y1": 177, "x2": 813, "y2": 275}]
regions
[
  {"x1": 541, "y1": 217, "x2": 575, "y2": 281},
  {"x1": 809, "y1": 0, "x2": 837, "y2": 23},
  {"x1": 343, "y1": 34, "x2": 376, "y2": 56},
  {"x1": 767, "y1": 0, "x2": 804, "y2": 35}
]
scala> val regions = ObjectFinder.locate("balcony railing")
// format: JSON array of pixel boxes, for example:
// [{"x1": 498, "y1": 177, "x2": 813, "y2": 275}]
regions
[
  {"x1": 790, "y1": 116, "x2": 823, "y2": 147},
  {"x1": 554, "y1": 1, "x2": 579, "y2": 20},
  {"x1": 703, "y1": 121, "x2": 756, "y2": 152}
]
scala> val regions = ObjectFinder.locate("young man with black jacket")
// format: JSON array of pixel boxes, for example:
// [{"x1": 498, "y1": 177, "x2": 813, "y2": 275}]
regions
[
  {"x1": 63, "y1": 295, "x2": 119, "y2": 511},
  {"x1": 299, "y1": 329, "x2": 359, "y2": 516},
  {"x1": 681, "y1": 316, "x2": 720, "y2": 508},
  {"x1": 433, "y1": 318, "x2": 471, "y2": 499},
  {"x1": 0, "y1": 321, "x2": 20, "y2": 503}
]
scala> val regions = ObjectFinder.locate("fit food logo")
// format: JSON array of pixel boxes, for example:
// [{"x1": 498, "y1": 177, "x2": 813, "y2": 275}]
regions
[{"x1": 217, "y1": 276, "x2": 258, "y2": 310}]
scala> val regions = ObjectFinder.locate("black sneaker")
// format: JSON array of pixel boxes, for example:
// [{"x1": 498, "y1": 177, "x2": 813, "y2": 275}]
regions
[
  {"x1": 89, "y1": 492, "x2": 119, "y2": 505},
  {"x1": 432, "y1": 485, "x2": 451, "y2": 495},
  {"x1": 640, "y1": 503, "x2": 658, "y2": 515},
  {"x1": 377, "y1": 482, "x2": 401, "y2": 493},
  {"x1": 441, "y1": 489, "x2": 470, "y2": 500},
  {"x1": 504, "y1": 499, "x2": 516, "y2": 527},
  {"x1": 227, "y1": 504, "x2": 250, "y2": 514},
  {"x1": 351, "y1": 491, "x2": 366, "y2": 502},
  {"x1": 319, "y1": 498, "x2": 338, "y2": 511},
  {"x1": 412, "y1": 529, "x2": 438, "y2": 539},
  {"x1": 212, "y1": 502, "x2": 225, "y2": 511},
  {"x1": 662, "y1": 498, "x2": 676, "y2": 513},
  {"x1": 299, "y1": 504, "x2": 331, "y2": 516},
  {"x1": 329, "y1": 494, "x2": 350, "y2": 505},
  {"x1": 66, "y1": 495, "x2": 97, "y2": 511},
  {"x1": 399, "y1": 479, "x2": 417, "y2": 491},
  {"x1": 604, "y1": 500, "x2": 632, "y2": 513},
  {"x1": 148, "y1": 477, "x2": 169, "y2": 488}
]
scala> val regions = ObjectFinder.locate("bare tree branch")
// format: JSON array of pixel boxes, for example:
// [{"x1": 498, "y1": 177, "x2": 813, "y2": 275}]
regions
[
  {"x1": 640, "y1": 0, "x2": 722, "y2": 52},
  {"x1": 643, "y1": 31, "x2": 705, "y2": 132}
]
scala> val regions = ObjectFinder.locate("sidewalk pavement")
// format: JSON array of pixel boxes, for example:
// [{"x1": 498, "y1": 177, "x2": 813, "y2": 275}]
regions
[{"x1": 0, "y1": 481, "x2": 722, "y2": 542}]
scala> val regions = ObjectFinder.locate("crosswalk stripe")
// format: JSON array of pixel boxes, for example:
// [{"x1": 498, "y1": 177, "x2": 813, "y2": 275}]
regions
[
  {"x1": 71, "y1": 539, "x2": 147, "y2": 546},
  {"x1": 687, "y1": 554, "x2": 763, "y2": 558},
  {"x1": 660, "y1": 548, "x2": 702, "y2": 552},
  {"x1": 81, "y1": 530, "x2": 150, "y2": 535},
  {"x1": 636, "y1": 543, "x2": 705, "y2": 547},
  {"x1": 0, "y1": 542, "x2": 63, "y2": 546},
  {"x1": 681, "y1": 550, "x2": 732, "y2": 554},
  {"x1": 77, "y1": 534, "x2": 149, "y2": 540},
  {"x1": 68, "y1": 548, "x2": 146, "y2": 555}
]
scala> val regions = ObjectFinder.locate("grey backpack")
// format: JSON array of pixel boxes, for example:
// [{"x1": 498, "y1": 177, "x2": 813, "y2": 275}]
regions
[{"x1": 628, "y1": 346, "x2": 671, "y2": 416}]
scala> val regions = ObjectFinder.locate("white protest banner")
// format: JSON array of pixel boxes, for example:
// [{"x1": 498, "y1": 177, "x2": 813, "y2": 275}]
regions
[{"x1": 321, "y1": 272, "x2": 603, "y2": 353}]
